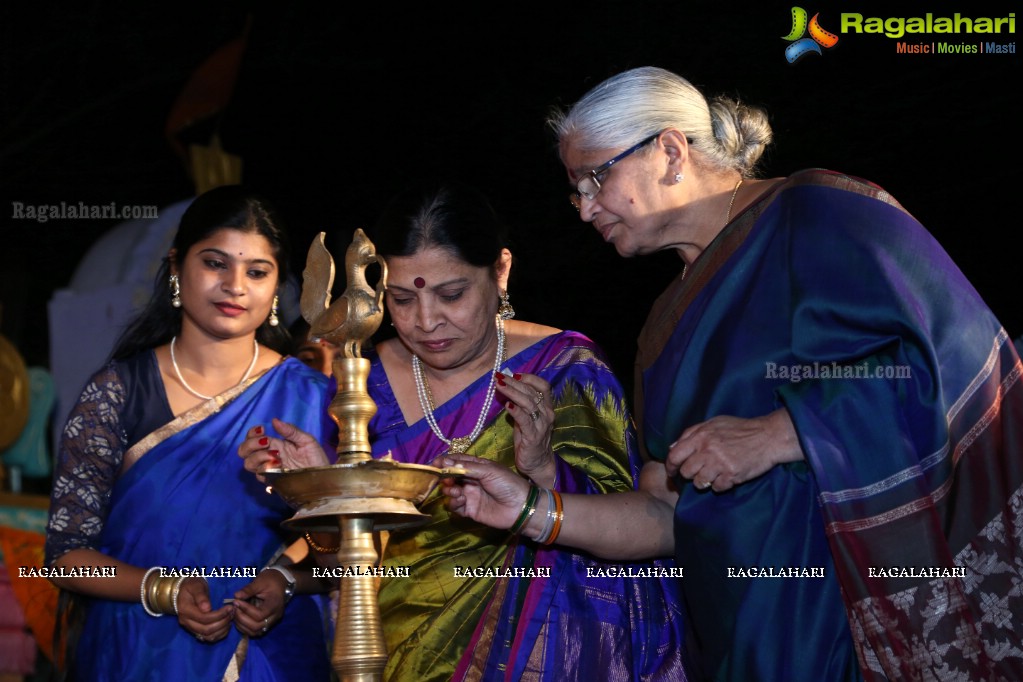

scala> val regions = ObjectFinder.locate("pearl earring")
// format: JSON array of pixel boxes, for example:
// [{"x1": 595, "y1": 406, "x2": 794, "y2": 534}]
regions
[
  {"x1": 268, "y1": 295, "x2": 279, "y2": 327},
  {"x1": 169, "y1": 274, "x2": 181, "y2": 308}
]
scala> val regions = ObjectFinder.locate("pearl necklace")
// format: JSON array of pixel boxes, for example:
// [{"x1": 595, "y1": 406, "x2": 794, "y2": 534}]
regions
[
  {"x1": 412, "y1": 315, "x2": 505, "y2": 454},
  {"x1": 170, "y1": 336, "x2": 259, "y2": 401}
]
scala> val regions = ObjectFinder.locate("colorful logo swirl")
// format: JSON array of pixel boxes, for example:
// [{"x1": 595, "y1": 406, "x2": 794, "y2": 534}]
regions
[{"x1": 782, "y1": 7, "x2": 839, "y2": 63}]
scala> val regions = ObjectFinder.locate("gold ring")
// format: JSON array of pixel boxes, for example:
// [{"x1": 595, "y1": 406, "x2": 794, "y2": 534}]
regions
[{"x1": 533, "y1": 391, "x2": 544, "y2": 406}]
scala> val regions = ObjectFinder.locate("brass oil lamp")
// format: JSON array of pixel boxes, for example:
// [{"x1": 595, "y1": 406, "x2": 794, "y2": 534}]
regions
[{"x1": 265, "y1": 229, "x2": 461, "y2": 681}]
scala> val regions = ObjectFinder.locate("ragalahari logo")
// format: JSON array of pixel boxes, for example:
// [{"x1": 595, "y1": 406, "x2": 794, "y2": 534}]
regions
[{"x1": 782, "y1": 7, "x2": 839, "y2": 63}]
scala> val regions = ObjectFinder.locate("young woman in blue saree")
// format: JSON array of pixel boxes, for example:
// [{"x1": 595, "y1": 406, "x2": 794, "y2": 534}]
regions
[{"x1": 45, "y1": 186, "x2": 335, "y2": 681}]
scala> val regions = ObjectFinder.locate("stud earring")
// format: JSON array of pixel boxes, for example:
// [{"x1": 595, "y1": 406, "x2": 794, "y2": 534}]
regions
[
  {"x1": 268, "y1": 295, "x2": 279, "y2": 327},
  {"x1": 674, "y1": 172, "x2": 684, "y2": 184},
  {"x1": 498, "y1": 290, "x2": 515, "y2": 320},
  {"x1": 170, "y1": 274, "x2": 181, "y2": 308}
]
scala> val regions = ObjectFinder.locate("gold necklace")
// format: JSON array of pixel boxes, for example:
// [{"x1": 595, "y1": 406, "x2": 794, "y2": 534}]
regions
[
  {"x1": 725, "y1": 178, "x2": 744, "y2": 224},
  {"x1": 682, "y1": 178, "x2": 745, "y2": 280}
]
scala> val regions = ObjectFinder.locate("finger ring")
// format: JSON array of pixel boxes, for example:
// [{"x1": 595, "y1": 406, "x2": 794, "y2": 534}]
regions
[
  {"x1": 533, "y1": 391, "x2": 544, "y2": 406},
  {"x1": 529, "y1": 409, "x2": 540, "y2": 422},
  {"x1": 261, "y1": 626, "x2": 269, "y2": 634},
  {"x1": 195, "y1": 633, "x2": 205, "y2": 642},
  {"x1": 697, "y1": 480, "x2": 712, "y2": 490},
  {"x1": 264, "y1": 617, "x2": 270, "y2": 626}
]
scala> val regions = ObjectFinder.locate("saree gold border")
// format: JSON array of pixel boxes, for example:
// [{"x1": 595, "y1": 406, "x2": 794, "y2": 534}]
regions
[
  {"x1": 220, "y1": 545, "x2": 290, "y2": 681},
  {"x1": 460, "y1": 546, "x2": 517, "y2": 682},
  {"x1": 121, "y1": 362, "x2": 280, "y2": 474},
  {"x1": 522, "y1": 620, "x2": 550, "y2": 681},
  {"x1": 221, "y1": 636, "x2": 247, "y2": 682}
]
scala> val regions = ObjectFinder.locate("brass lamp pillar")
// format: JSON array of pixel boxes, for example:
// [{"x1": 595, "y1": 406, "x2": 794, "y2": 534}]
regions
[
  {"x1": 333, "y1": 515, "x2": 385, "y2": 680},
  {"x1": 331, "y1": 356, "x2": 376, "y2": 464},
  {"x1": 265, "y1": 229, "x2": 461, "y2": 682},
  {"x1": 326, "y1": 350, "x2": 386, "y2": 681}
]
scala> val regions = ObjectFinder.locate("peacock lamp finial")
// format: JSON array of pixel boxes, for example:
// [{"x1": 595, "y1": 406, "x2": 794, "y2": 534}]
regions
[{"x1": 300, "y1": 229, "x2": 388, "y2": 359}]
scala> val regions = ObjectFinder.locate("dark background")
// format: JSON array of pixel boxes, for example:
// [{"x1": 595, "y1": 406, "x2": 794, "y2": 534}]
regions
[{"x1": 2, "y1": 0, "x2": 1020, "y2": 398}]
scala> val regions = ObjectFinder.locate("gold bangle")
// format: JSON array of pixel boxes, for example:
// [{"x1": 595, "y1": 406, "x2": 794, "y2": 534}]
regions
[
  {"x1": 154, "y1": 576, "x2": 177, "y2": 614},
  {"x1": 148, "y1": 574, "x2": 163, "y2": 613},
  {"x1": 305, "y1": 532, "x2": 340, "y2": 554},
  {"x1": 147, "y1": 572, "x2": 165, "y2": 614}
]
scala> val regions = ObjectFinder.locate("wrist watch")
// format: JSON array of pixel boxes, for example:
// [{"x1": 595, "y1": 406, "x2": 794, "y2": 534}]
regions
[{"x1": 263, "y1": 565, "x2": 296, "y2": 603}]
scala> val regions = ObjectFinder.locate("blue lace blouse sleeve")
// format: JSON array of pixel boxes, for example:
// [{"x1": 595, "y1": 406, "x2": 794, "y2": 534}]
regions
[{"x1": 44, "y1": 362, "x2": 129, "y2": 564}]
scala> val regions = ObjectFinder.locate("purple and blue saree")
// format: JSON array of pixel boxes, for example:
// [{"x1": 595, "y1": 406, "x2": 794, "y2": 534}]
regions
[{"x1": 367, "y1": 330, "x2": 687, "y2": 681}]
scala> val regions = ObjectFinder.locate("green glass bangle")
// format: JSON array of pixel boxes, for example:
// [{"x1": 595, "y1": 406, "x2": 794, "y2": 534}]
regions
[{"x1": 510, "y1": 485, "x2": 540, "y2": 534}]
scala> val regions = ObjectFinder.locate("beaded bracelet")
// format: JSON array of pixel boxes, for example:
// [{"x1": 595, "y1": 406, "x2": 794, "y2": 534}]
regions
[
  {"x1": 140, "y1": 566, "x2": 163, "y2": 617},
  {"x1": 305, "y1": 532, "x2": 340, "y2": 554},
  {"x1": 543, "y1": 490, "x2": 564, "y2": 546},
  {"x1": 510, "y1": 485, "x2": 540, "y2": 534},
  {"x1": 171, "y1": 575, "x2": 198, "y2": 615}
]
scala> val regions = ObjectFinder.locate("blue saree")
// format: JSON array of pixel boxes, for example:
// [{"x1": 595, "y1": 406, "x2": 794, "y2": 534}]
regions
[
  {"x1": 48, "y1": 353, "x2": 335, "y2": 681},
  {"x1": 367, "y1": 331, "x2": 687, "y2": 681},
  {"x1": 638, "y1": 170, "x2": 1023, "y2": 680}
]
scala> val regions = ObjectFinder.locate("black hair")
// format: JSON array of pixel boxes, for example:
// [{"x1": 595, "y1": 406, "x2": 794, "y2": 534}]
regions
[
  {"x1": 111, "y1": 185, "x2": 292, "y2": 359},
  {"x1": 370, "y1": 182, "x2": 508, "y2": 266}
]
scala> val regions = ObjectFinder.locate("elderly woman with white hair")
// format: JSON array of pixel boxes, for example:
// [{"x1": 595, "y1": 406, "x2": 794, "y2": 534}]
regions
[{"x1": 443, "y1": 66, "x2": 1023, "y2": 681}]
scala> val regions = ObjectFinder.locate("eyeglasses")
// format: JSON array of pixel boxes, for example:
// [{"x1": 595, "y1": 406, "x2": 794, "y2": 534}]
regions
[{"x1": 569, "y1": 132, "x2": 662, "y2": 210}]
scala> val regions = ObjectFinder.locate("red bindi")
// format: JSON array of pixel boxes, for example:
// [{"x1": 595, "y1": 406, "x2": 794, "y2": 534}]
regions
[{"x1": 414, "y1": 277, "x2": 426, "y2": 289}]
